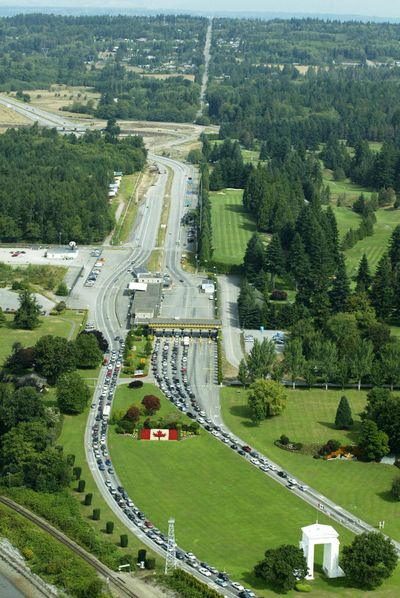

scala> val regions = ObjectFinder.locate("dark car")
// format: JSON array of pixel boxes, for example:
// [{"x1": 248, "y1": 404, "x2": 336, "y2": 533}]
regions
[
  {"x1": 242, "y1": 445, "x2": 252, "y2": 453},
  {"x1": 278, "y1": 471, "x2": 287, "y2": 478}
]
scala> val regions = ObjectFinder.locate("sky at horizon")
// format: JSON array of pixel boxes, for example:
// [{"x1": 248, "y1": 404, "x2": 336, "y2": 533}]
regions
[{"x1": 5, "y1": 0, "x2": 400, "y2": 20}]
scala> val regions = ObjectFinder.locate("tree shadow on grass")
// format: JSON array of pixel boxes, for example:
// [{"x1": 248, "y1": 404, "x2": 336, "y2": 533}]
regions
[
  {"x1": 317, "y1": 421, "x2": 360, "y2": 444},
  {"x1": 377, "y1": 490, "x2": 398, "y2": 503},
  {"x1": 317, "y1": 421, "x2": 338, "y2": 432},
  {"x1": 312, "y1": 563, "x2": 353, "y2": 592},
  {"x1": 229, "y1": 404, "x2": 255, "y2": 428},
  {"x1": 224, "y1": 203, "x2": 255, "y2": 231},
  {"x1": 241, "y1": 570, "x2": 283, "y2": 595}
]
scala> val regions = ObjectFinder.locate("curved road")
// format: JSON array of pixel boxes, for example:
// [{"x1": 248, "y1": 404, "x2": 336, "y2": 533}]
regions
[{"x1": 3, "y1": 98, "x2": 400, "y2": 595}]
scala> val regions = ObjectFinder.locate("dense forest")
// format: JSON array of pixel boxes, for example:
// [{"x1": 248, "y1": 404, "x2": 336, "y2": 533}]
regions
[
  {"x1": 212, "y1": 18, "x2": 400, "y2": 67},
  {"x1": 0, "y1": 125, "x2": 147, "y2": 243}
]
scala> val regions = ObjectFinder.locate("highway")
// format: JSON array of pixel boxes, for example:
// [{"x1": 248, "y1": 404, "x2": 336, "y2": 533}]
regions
[{"x1": 3, "y1": 97, "x2": 400, "y2": 595}]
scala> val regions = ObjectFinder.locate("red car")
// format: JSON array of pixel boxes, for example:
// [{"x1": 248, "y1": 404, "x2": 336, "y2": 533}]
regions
[
  {"x1": 242, "y1": 445, "x2": 252, "y2": 453},
  {"x1": 144, "y1": 520, "x2": 153, "y2": 529}
]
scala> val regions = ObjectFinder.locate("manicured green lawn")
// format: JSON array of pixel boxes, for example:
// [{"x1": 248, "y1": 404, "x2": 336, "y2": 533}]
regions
[
  {"x1": 58, "y1": 402, "x2": 156, "y2": 560},
  {"x1": 112, "y1": 382, "x2": 178, "y2": 420},
  {"x1": 0, "y1": 310, "x2": 85, "y2": 364},
  {"x1": 210, "y1": 189, "x2": 257, "y2": 265},
  {"x1": 329, "y1": 206, "x2": 361, "y2": 240},
  {"x1": 323, "y1": 169, "x2": 373, "y2": 203},
  {"x1": 345, "y1": 208, "x2": 400, "y2": 276},
  {"x1": 108, "y1": 385, "x2": 359, "y2": 595},
  {"x1": 221, "y1": 387, "x2": 400, "y2": 544}
]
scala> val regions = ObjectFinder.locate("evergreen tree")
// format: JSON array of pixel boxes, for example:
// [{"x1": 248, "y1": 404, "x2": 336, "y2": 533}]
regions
[
  {"x1": 0, "y1": 306, "x2": 6, "y2": 327},
  {"x1": 359, "y1": 420, "x2": 389, "y2": 461},
  {"x1": 288, "y1": 233, "x2": 310, "y2": 291},
  {"x1": 14, "y1": 290, "x2": 41, "y2": 330},
  {"x1": 335, "y1": 395, "x2": 353, "y2": 429},
  {"x1": 243, "y1": 233, "x2": 266, "y2": 280},
  {"x1": 209, "y1": 162, "x2": 224, "y2": 190},
  {"x1": 388, "y1": 225, "x2": 400, "y2": 268},
  {"x1": 370, "y1": 254, "x2": 394, "y2": 320},
  {"x1": 329, "y1": 253, "x2": 350, "y2": 313},
  {"x1": 355, "y1": 253, "x2": 372, "y2": 293},
  {"x1": 265, "y1": 234, "x2": 285, "y2": 289}
]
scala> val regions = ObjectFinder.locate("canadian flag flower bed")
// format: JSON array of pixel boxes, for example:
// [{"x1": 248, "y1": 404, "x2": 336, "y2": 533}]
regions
[{"x1": 141, "y1": 428, "x2": 179, "y2": 441}]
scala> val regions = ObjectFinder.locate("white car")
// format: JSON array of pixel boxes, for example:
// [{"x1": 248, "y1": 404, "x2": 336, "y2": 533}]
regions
[
  {"x1": 250, "y1": 458, "x2": 260, "y2": 466},
  {"x1": 231, "y1": 582, "x2": 245, "y2": 591},
  {"x1": 198, "y1": 567, "x2": 212, "y2": 577}
]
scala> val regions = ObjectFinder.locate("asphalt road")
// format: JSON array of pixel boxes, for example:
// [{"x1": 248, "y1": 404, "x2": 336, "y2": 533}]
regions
[
  {"x1": 218, "y1": 275, "x2": 244, "y2": 369},
  {"x1": 196, "y1": 19, "x2": 212, "y2": 119},
  {"x1": 4, "y1": 97, "x2": 400, "y2": 591}
]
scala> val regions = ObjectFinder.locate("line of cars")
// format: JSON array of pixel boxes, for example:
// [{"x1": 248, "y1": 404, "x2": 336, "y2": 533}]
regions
[
  {"x1": 152, "y1": 337, "x2": 256, "y2": 598},
  {"x1": 150, "y1": 338, "x2": 312, "y2": 493},
  {"x1": 91, "y1": 339, "x2": 251, "y2": 596},
  {"x1": 91, "y1": 339, "x2": 125, "y2": 478},
  {"x1": 85, "y1": 251, "x2": 104, "y2": 287}
]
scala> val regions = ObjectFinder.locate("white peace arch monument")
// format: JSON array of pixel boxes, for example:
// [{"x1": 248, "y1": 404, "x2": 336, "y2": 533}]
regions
[{"x1": 299, "y1": 523, "x2": 345, "y2": 580}]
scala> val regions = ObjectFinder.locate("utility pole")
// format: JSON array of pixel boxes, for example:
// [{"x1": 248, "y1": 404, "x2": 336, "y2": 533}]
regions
[{"x1": 165, "y1": 517, "x2": 177, "y2": 574}]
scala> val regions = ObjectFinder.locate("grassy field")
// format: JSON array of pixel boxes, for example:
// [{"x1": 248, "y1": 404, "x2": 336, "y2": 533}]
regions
[
  {"x1": 13, "y1": 86, "x2": 100, "y2": 118},
  {"x1": 107, "y1": 385, "x2": 364, "y2": 596},
  {"x1": 0, "y1": 310, "x2": 84, "y2": 363},
  {"x1": 221, "y1": 387, "x2": 400, "y2": 545},
  {"x1": 210, "y1": 189, "x2": 257, "y2": 265},
  {"x1": 323, "y1": 169, "x2": 372, "y2": 204},
  {"x1": 147, "y1": 164, "x2": 173, "y2": 272},
  {"x1": 329, "y1": 206, "x2": 361, "y2": 240},
  {"x1": 111, "y1": 172, "x2": 141, "y2": 245},
  {"x1": 345, "y1": 208, "x2": 400, "y2": 276},
  {"x1": 0, "y1": 104, "x2": 30, "y2": 127},
  {"x1": 58, "y1": 401, "x2": 156, "y2": 560}
]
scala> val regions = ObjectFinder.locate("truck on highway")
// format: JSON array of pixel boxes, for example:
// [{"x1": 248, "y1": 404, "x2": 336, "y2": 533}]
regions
[
  {"x1": 102, "y1": 405, "x2": 111, "y2": 419},
  {"x1": 183, "y1": 336, "x2": 190, "y2": 347}
]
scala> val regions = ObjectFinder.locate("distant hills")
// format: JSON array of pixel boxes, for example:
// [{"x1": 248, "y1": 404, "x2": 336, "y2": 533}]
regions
[{"x1": 0, "y1": 5, "x2": 399, "y2": 23}]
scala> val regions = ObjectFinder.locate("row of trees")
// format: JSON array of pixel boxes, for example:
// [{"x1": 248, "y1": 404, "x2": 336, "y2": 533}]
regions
[
  {"x1": 197, "y1": 160, "x2": 213, "y2": 265},
  {"x1": 239, "y1": 307, "x2": 400, "y2": 391}
]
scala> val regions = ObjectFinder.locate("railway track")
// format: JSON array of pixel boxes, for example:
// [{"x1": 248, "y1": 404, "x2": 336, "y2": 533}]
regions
[{"x1": 0, "y1": 496, "x2": 140, "y2": 598}]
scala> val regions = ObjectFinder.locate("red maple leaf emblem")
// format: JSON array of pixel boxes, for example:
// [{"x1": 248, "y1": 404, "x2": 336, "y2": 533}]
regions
[{"x1": 153, "y1": 429, "x2": 167, "y2": 440}]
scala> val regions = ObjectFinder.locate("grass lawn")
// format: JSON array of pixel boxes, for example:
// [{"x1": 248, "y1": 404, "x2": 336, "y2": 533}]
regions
[
  {"x1": 345, "y1": 208, "x2": 400, "y2": 276},
  {"x1": 329, "y1": 206, "x2": 361, "y2": 240},
  {"x1": 323, "y1": 169, "x2": 373, "y2": 204},
  {"x1": 221, "y1": 387, "x2": 400, "y2": 545},
  {"x1": 108, "y1": 385, "x2": 363, "y2": 596},
  {"x1": 0, "y1": 310, "x2": 84, "y2": 364},
  {"x1": 210, "y1": 189, "x2": 257, "y2": 265},
  {"x1": 58, "y1": 402, "x2": 156, "y2": 561},
  {"x1": 111, "y1": 172, "x2": 141, "y2": 245}
]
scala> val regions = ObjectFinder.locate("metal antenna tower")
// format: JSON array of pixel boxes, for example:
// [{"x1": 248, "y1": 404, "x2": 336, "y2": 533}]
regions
[{"x1": 165, "y1": 517, "x2": 177, "y2": 574}]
